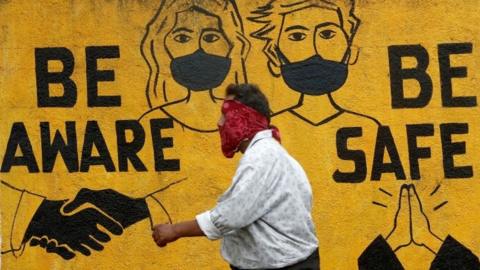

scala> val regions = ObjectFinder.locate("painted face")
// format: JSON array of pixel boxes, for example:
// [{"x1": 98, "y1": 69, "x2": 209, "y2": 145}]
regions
[
  {"x1": 165, "y1": 8, "x2": 233, "y2": 58},
  {"x1": 278, "y1": 6, "x2": 349, "y2": 63},
  {"x1": 164, "y1": 8, "x2": 234, "y2": 91},
  {"x1": 274, "y1": 6, "x2": 351, "y2": 95}
]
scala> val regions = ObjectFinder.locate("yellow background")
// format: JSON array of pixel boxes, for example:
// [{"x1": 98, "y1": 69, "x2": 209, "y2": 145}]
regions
[{"x1": 1, "y1": 0, "x2": 479, "y2": 269}]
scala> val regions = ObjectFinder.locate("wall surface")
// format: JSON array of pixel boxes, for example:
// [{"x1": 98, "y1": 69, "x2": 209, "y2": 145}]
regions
[{"x1": 1, "y1": 0, "x2": 479, "y2": 269}]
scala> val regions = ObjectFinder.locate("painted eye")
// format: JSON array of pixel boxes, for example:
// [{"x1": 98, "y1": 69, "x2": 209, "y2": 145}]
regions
[
  {"x1": 288, "y1": 32, "x2": 306, "y2": 41},
  {"x1": 203, "y1": 33, "x2": 220, "y2": 43},
  {"x1": 319, "y1": 29, "x2": 336, "y2": 39},
  {"x1": 174, "y1": 34, "x2": 191, "y2": 43}
]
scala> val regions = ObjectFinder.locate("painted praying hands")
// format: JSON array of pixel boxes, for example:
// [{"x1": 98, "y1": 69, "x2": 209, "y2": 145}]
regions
[
  {"x1": 359, "y1": 184, "x2": 479, "y2": 269},
  {"x1": 385, "y1": 184, "x2": 443, "y2": 253}
]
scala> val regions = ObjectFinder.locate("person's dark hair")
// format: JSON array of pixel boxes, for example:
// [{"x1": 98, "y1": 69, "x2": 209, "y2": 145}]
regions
[{"x1": 226, "y1": 84, "x2": 271, "y2": 121}]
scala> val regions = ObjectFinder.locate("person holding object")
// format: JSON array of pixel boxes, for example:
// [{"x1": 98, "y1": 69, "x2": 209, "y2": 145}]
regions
[{"x1": 151, "y1": 83, "x2": 319, "y2": 270}]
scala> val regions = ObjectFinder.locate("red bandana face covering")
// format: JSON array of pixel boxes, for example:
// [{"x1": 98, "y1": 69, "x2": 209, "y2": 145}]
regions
[{"x1": 219, "y1": 99, "x2": 281, "y2": 158}]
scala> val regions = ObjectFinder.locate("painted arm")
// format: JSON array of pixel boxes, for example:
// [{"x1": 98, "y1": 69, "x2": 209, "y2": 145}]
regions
[
  {"x1": 430, "y1": 235, "x2": 480, "y2": 269},
  {"x1": 1, "y1": 180, "x2": 44, "y2": 257},
  {"x1": 358, "y1": 235, "x2": 405, "y2": 270}
]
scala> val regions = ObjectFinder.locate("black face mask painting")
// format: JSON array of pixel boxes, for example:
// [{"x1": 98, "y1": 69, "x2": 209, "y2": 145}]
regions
[
  {"x1": 275, "y1": 47, "x2": 349, "y2": 95},
  {"x1": 170, "y1": 49, "x2": 231, "y2": 91}
]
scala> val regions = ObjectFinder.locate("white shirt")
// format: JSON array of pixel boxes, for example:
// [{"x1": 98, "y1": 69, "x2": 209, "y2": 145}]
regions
[{"x1": 196, "y1": 130, "x2": 318, "y2": 269}]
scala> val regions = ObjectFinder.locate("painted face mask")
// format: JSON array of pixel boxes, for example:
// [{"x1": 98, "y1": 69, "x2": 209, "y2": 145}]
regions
[
  {"x1": 275, "y1": 47, "x2": 349, "y2": 95},
  {"x1": 219, "y1": 100, "x2": 280, "y2": 158},
  {"x1": 170, "y1": 49, "x2": 231, "y2": 91}
]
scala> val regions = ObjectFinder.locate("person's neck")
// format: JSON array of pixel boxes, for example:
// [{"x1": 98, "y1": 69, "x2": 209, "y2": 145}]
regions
[
  {"x1": 290, "y1": 94, "x2": 343, "y2": 125},
  {"x1": 238, "y1": 139, "x2": 251, "y2": 154}
]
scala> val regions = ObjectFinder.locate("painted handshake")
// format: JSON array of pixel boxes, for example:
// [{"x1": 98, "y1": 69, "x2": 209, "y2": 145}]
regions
[
  {"x1": 385, "y1": 184, "x2": 444, "y2": 254},
  {"x1": 22, "y1": 188, "x2": 150, "y2": 260}
]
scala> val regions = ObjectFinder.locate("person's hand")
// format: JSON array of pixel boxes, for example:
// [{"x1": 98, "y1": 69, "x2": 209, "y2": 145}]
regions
[
  {"x1": 409, "y1": 185, "x2": 443, "y2": 253},
  {"x1": 64, "y1": 188, "x2": 150, "y2": 228},
  {"x1": 152, "y1": 224, "x2": 179, "y2": 247},
  {"x1": 386, "y1": 184, "x2": 412, "y2": 251},
  {"x1": 23, "y1": 199, "x2": 123, "y2": 260}
]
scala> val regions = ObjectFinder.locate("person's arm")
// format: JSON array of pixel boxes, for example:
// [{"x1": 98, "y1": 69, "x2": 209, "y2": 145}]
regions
[
  {"x1": 152, "y1": 220, "x2": 204, "y2": 247},
  {"x1": 152, "y1": 159, "x2": 277, "y2": 245},
  {"x1": 196, "y1": 161, "x2": 278, "y2": 240}
]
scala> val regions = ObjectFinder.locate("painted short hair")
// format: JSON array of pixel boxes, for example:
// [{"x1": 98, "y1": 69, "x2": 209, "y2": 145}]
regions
[{"x1": 249, "y1": 0, "x2": 360, "y2": 42}]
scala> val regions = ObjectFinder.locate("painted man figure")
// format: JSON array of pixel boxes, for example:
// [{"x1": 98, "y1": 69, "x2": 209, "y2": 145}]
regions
[
  {"x1": 249, "y1": 0, "x2": 380, "y2": 126},
  {"x1": 249, "y1": 0, "x2": 382, "y2": 183},
  {"x1": 152, "y1": 84, "x2": 319, "y2": 270},
  {"x1": 248, "y1": 1, "x2": 383, "y2": 268}
]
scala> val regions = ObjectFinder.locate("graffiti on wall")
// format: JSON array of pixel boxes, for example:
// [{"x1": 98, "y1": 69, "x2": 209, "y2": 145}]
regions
[
  {"x1": 248, "y1": 0, "x2": 381, "y2": 126},
  {"x1": 1, "y1": 178, "x2": 184, "y2": 259},
  {"x1": 0, "y1": 0, "x2": 479, "y2": 269},
  {"x1": 360, "y1": 184, "x2": 478, "y2": 269},
  {"x1": 139, "y1": 0, "x2": 250, "y2": 132}
]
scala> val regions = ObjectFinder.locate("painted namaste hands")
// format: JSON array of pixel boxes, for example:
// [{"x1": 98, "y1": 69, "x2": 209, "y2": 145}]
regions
[
  {"x1": 385, "y1": 184, "x2": 443, "y2": 254},
  {"x1": 22, "y1": 188, "x2": 151, "y2": 259}
]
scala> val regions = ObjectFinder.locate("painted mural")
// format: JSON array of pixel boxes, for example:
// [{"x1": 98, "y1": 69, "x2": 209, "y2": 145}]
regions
[{"x1": 0, "y1": 0, "x2": 479, "y2": 269}]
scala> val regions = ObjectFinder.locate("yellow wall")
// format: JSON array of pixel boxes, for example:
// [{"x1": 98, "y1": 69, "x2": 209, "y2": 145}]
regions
[{"x1": 1, "y1": 0, "x2": 479, "y2": 269}]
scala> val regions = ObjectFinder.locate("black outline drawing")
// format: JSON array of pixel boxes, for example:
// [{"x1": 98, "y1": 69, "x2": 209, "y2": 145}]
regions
[
  {"x1": 429, "y1": 183, "x2": 449, "y2": 211},
  {"x1": 139, "y1": 0, "x2": 251, "y2": 133},
  {"x1": 248, "y1": 0, "x2": 381, "y2": 127},
  {"x1": 383, "y1": 184, "x2": 443, "y2": 254},
  {"x1": 1, "y1": 178, "x2": 185, "y2": 260},
  {"x1": 359, "y1": 184, "x2": 479, "y2": 269}
]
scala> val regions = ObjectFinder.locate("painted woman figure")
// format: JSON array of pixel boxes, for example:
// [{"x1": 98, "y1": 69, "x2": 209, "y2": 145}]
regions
[
  {"x1": 140, "y1": 0, "x2": 250, "y2": 132},
  {"x1": 137, "y1": 1, "x2": 250, "y2": 267}
]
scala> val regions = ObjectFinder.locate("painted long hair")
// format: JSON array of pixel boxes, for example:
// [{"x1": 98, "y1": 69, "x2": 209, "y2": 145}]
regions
[{"x1": 141, "y1": 0, "x2": 249, "y2": 108}]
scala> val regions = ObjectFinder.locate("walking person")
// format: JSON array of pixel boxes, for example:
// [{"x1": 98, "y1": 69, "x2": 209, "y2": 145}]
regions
[{"x1": 152, "y1": 83, "x2": 319, "y2": 270}]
